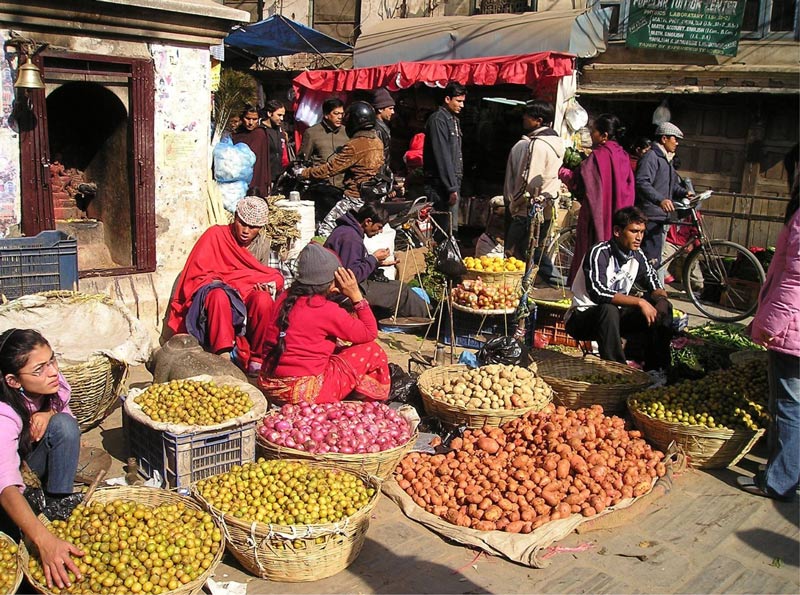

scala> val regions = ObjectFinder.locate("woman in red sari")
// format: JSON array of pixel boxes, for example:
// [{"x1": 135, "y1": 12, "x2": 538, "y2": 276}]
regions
[
  {"x1": 258, "y1": 243, "x2": 390, "y2": 404},
  {"x1": 569, "y1": 114, "x2": 636, "y2": 283}
]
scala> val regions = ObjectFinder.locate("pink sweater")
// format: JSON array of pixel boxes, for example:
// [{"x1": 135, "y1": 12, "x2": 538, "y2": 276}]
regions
[
  {"x1": 750, "y1": 209, "x2": 800, "y2": 357},
  {"x1": 0, "y1": 373, "x2": 73, "y2": 494}
]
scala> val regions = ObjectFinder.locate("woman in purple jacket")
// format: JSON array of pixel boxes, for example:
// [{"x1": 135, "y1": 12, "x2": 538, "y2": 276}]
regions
[
  {"x1": 0, "y1": 329, "x2": 83, "y2": 589},
  {"x1": 738, "y1": 181, "x2": 800, "y2": 501}
]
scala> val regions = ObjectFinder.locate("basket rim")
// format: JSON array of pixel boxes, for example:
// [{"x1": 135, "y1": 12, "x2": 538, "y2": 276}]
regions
[
  {"x1": 451, "y1": 302, "x2": 517, "y2": 316},
  {"x1": 191, "y1": 460, "x2": 381, "y2": 535},
  {"x1": 19, "y1": 486, "x2": 225, "y2": 595},
  {"x1": 627, "y1": 398, "x2": 763, "y2": 439},
  {"x1": 417, "y1": 364, "x2": 549, "y2": 417}
]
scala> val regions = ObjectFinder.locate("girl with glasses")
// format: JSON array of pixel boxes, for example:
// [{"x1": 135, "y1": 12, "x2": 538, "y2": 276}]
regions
[{"x1": 0, "y1": 328, "x2": 83, "y2": 589}]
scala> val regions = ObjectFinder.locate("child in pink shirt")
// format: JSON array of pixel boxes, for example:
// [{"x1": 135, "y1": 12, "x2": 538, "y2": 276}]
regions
[{"x1": 0, "y1": 328, "x2": 83, "y2": 589}]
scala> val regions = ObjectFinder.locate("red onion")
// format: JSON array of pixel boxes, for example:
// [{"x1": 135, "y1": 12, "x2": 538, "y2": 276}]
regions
[{"x1": 259, "y1": 401, "x2": 412, "y2": 454}]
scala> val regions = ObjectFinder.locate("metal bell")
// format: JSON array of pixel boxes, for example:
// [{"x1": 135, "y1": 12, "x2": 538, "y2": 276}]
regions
[{"x1": 14, "y1": 59, "x2": 44, "y2": 89}]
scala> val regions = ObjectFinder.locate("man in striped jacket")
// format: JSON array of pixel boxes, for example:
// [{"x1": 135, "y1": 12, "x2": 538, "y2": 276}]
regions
[{"x1": 565, "y1": 206, "x2": 673, "y2": 380}]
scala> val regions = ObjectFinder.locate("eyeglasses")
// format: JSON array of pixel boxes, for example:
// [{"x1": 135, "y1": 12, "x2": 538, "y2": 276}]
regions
[{"x1": 18, "y1": 353, "x2": 60, "y2": 377}]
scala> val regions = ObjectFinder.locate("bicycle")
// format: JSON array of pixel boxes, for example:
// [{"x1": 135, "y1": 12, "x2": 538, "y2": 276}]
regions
[{"x1": 651, "y1": 190, "x2": 765, "y2": 322}]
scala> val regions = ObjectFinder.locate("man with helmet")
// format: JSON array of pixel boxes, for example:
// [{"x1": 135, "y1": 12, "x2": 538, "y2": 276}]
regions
[{"x1": 297, "y1": 101, "x2": 384, "y2": 236}]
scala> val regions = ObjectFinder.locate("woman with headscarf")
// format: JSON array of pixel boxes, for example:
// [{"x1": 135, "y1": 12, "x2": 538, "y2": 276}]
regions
[{"x1": 569, "y1": 114, "x2": 636, "y2": 283}]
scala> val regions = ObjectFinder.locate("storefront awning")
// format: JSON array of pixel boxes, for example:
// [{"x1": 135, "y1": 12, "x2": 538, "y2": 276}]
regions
[
  {"x1": 353, "y1": 9, "x2": 608, "y2": 67},
  {"x1": 292, "y1": 51, "x2": 574, "y2": 95},
  {"x1": 225, "y1": 14, "x2": 353, "y2": 59}
]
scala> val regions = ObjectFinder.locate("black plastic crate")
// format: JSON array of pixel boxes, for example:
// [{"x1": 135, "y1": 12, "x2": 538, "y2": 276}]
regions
[{"x1": 0, "y1": 230, "x2": 78, "y2": 299}]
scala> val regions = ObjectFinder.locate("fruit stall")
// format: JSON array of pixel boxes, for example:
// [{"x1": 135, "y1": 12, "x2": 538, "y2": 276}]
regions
[{"x1": 0, "y1": 282, "x2": 773, "y2": 591}]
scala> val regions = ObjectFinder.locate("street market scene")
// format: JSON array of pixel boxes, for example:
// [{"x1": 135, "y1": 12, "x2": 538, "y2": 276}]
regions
[{"x1": 0, "y1": 0, "x2": 797, "y2": 594}]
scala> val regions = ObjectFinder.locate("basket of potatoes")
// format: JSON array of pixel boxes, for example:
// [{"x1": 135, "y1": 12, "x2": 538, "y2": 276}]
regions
[{"x1": 417, "y1": 364, "x2": 552, "y2": 428}]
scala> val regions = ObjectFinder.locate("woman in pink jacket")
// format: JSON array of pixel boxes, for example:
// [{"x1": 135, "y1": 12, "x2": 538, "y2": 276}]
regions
[{"x1": 738, "y1": 184, "x2": 800, "y2": 501}]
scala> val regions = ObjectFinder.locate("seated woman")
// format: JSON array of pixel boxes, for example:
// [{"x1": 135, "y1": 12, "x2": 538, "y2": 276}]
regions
[
  {"x1": 0, "y1": 329, "x2": 84, "y2": 590},
  {"x1": 258, "y1": 243, "x2": 391, "y2": 404}
]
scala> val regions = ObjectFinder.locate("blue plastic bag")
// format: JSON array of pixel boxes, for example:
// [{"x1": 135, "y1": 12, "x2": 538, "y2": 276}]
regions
[
  {"x1": 218, "y1": 180, "x2": 249, "y2": 213},
  {"x1": 213, "y1": 137, "x2": 256, "y2": 184}
]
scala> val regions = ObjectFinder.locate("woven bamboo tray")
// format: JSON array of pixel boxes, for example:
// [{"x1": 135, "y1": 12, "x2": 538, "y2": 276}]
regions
[
  {"x1": 451, "y1": 302, "x2": 517, "y2": 316},
  {"x1": 192, "y1": 461, "x2": 381, "y2": 582},
  {"x1": 530, "y1": 350, "x2": 651, "y2": 414},
  {"x1": 627, "y1": 402, "x2": 765, "y2": 469},
  {"x1": 417, "y1": 364, "x2": 552, "y2": 428},
  {"x1": 0, "y1": 531, "x2": 22, "y2": 595},
  {"x1": 19, "y1": 486, "x2": 224, "y2": 595},
  {"x1": 256, "y1": 417, "x2": 418, "y2": 480}
]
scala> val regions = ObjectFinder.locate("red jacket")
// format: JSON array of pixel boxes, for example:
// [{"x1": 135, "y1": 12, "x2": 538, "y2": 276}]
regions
[{"x1": 265, "y1": 294, "x2": 378, "y2": 377}]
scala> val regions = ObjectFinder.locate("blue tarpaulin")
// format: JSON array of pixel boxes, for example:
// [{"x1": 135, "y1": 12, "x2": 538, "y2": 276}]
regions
[{"x1": 225, "y1": 14, "x2": 353, "y2": 58}]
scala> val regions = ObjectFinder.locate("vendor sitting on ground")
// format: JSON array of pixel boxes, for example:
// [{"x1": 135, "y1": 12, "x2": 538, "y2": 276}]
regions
[
  {"x1": 167, "y1": 196, "x2": 285, "y2": 376},
  {"x1": 324, "y1": 204, "x2": 430, "y2": 320},
  {"x1": 258, "y1": 243, "x2": 390, "y2": 404},
  {"x1": 0, "y1": 329, "x2": 83, "y2": 590},
  {"x1": 565, "y1": 206, "x2": 673, "y2": 382}
]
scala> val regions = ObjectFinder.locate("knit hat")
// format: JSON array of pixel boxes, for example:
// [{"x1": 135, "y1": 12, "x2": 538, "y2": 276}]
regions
[
  {"x1": 235, "y1": 196, "x2": 269, "y2": 227},
  {"x1": 295, "y1": 242, "x2": 341, "y2": 286},
  {"x1": 654, "y1": 122, "x2": 684, "y2": 139},
  {"x1": 372, "y1": 88, "x2": 395, "y2": 110}
]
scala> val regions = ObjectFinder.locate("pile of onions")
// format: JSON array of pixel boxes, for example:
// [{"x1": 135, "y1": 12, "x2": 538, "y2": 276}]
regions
[
  {"x1": 259, "y1": 401, "x2": 412, "y2": 454},
  {"x1": 395, "y1": 404, "x2": 666, "y2": 533}
]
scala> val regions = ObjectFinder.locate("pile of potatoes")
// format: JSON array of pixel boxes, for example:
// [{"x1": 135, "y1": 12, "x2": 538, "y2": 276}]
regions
[
  {"x1": 395, "y1": 404, "x2": 666, "y2": 533},
  {"x1": 429, "y1": 365, "x2": 552, "y2": 411}
]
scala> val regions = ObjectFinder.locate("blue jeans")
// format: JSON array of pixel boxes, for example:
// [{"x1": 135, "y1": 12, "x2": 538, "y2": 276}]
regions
[
  {"x1": 762, "y1": 350, "x2": 800, "y2": 499},
  {"x1": 25, "y1": 413, "x2": 80, "y2": 495}
]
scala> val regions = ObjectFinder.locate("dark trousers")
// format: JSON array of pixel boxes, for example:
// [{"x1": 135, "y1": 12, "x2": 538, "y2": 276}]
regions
[
  {"x1": 361, "y1": 279, "x2": 430, "y2": 320},
  {"x1": 565, "y1": 298, "x2": 673, "y2": 370},
  {"x1": 424, "y1": 181, "x2": 459, "y2": 241},
  {"x1": 506, "y1": 216, "x2": 559, "y2": 281},
  {"x1": 642, "y1": 220, "x2": 667, "y2": 267}
]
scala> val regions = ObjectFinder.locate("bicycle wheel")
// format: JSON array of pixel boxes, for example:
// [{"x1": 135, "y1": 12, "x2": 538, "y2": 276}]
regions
[
  {"x1": 683, "y1": 240, "x2": 765, "y2": 322},
  {"x1": 546, "y1": 226, "x2": 576, "y2": 281}
]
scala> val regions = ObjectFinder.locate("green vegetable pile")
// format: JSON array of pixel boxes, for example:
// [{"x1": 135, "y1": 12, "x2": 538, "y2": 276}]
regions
[
  {"x1": 562, "y1": 147, "x2": 585, "y2": 169},
  {"x1": 687, "y1": 323, "x2": 764, "y2": 352}
]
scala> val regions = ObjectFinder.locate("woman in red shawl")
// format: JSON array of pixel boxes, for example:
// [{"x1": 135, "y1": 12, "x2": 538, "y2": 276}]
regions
[
  {"x1": 167, "y1": 197, "x2": 284, "y2": 375},
  {"x1": 569, "y1": 114, "x2": 636, "y2": 283}
]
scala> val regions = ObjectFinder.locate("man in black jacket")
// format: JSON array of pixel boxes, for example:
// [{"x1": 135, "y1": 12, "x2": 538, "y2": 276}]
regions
[
  {"x1": 423, "y1": 81, "x2": 466, "y2": 239},
  {"x1": 565, "y1": 207, "x2": 672, "y2": 383},
  {"x1": 372, "y1": 88, "x2": 395, "y2": 169}
]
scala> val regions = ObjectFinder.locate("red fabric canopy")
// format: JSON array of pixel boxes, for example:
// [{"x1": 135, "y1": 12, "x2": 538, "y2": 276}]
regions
[{"x1": 292, "y1": 52, "x2": 574, "y2": 96}]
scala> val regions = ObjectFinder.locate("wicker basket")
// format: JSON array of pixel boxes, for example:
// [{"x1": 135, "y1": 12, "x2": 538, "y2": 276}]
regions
[
  {"x1": 530, "y1": 350, "x2": 651, "y2": 414},
  {"x1": 1, "y1": 291, "x2": 130, "y2": 431},
  {"x1": 628, "y1": 403, "x2": 765, "y2": 469},
  {"x1": 0, "y1": 531, "x2": 22, "y2": 595},
  {"x1": 417, "y1": 364, "x2": 552, "y2": 428},
  {"x1": 451, "y1": 302, "x2": 517, "y2": 316},
  {"x1": 19, "y1": 486, "x2": 225, "y2": 595},
  {"x1": 192, "y1": 461, "x2": 381, "y2": 582},
  {"x1": 256, "y1": 416, "x2": 418, "y2": 480},
  {"x1": 464, "y1": 268, "x2": 524, "y2": 287},
  {"x1": 729, "y1": 350, "x2": 768, "y2": 366}
]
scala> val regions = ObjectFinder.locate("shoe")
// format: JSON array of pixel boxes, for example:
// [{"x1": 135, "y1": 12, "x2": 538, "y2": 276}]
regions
[
  {"x1": 736, "y1": 476, "x2": 795, "y2": 502},
  {"x1": 646, "y1": 368, "x2": 668, "y2": 387},
  {"x1": 626, "y1": 360, "x2": 644, "y2": 370},
  {"x1": 664, "y1": 274, "x2": 675, "y2": 284}
]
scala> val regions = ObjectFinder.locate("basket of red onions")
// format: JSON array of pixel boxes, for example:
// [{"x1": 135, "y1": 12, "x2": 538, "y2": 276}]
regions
[{"x1": 257, "y1": 401, "x2": 419, "y2": 480}]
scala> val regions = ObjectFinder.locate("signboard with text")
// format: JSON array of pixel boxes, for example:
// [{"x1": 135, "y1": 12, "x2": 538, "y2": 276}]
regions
[{"x1": 626, "y1": 0, "x2": 746, "y2": 57}]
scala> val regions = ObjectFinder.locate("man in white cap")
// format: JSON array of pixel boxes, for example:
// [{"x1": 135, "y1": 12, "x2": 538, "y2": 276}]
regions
[
  {"x1": 167, "y1": 196, "x2": 285, "y2": 376},
  {"x1": 635, "y1": 121, "x2": 692, "y2": 271}
]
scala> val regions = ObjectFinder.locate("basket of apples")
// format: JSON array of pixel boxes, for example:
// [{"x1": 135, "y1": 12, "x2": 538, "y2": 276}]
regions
[{"x1": 452, "y1": 278, "x2": 520, "y2": 315}]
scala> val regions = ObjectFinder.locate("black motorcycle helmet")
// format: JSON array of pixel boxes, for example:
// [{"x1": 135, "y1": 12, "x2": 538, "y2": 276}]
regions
[{"x1": 345, "y1": 101, "x2": 376, "y2": 137}]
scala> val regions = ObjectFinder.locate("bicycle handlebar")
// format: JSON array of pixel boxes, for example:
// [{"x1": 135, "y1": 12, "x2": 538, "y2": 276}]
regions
[{"x1": 678, "y1": 190, "x2": 713, "y2": 210}]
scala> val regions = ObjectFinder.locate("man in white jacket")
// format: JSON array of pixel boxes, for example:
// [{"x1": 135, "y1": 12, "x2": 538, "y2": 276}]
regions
[{"x1": 503, "y1": 100, "x2": 566, "y2": 286}]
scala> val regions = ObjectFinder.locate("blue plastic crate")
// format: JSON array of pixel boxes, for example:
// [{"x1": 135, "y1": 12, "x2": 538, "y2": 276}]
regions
[{"x1": 0, "y1": 231, "x2": 78, "y2": 300}]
